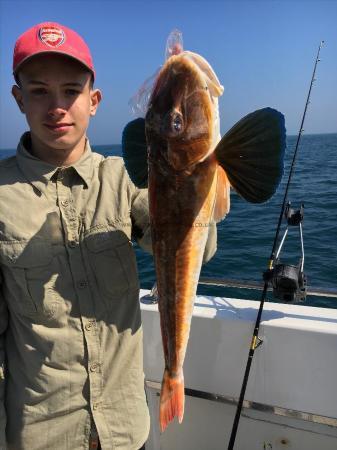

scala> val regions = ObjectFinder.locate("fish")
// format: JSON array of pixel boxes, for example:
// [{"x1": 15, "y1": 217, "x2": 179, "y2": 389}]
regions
[{"x1": 122, "y1": 51, "x2": 286, "y2": 432}]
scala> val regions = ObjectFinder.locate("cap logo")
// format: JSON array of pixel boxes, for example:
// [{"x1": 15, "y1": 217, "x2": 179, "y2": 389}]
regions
[{"x1": 38, "y1": 26, "x2": 65, "y2": 48}]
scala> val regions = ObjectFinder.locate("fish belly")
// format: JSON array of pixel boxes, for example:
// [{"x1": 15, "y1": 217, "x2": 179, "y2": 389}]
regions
[{"x1": 149, "y1": 159, "x2": 217, "y2": 430}]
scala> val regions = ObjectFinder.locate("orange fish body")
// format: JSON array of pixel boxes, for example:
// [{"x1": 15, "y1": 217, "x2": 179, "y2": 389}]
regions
[
  {"x1": 146, "y1": 54, "x2": 227, "y2": 431},
  {"x1": 149, "y1": 157, "x2": 219, "y2": 430}
]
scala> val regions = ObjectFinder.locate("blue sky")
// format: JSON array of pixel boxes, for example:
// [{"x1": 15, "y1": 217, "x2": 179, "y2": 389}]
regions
[{"x1": 0, "y1": 0, "x2": 336, "y2": 149}]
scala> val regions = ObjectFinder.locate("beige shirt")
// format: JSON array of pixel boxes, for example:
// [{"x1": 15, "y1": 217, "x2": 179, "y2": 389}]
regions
[{"x1": 0, "y1": 133, "x2": 217, "y2": 450}]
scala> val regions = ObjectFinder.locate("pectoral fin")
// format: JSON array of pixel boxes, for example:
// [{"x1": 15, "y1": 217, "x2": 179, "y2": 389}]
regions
[
  {"x1": 215, "y1": 108, "x2": 286, "y2": 203},
  {"x1": 213, "y1": 165, "x2": 231, "y2": 222},
  {"x1": 122, "y1": 118, "x2": 148, "y2": 188}
]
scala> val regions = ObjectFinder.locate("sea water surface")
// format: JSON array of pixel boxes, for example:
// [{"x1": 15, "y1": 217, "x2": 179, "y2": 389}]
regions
[{"x1": 1, "y1": 133, "x2": 336, "y2": 308}]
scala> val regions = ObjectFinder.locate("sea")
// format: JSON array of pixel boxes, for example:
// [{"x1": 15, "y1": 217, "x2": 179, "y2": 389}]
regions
[{"x1": 1, "y1": 133, "x2": 336, "y2": 309}]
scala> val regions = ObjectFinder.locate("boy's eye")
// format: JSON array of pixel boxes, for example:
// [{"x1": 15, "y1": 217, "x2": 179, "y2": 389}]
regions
[
  {"x1": 31, "y1": 88, "x2": 47, "y2": 95},
  {"x1": 65, "y1": 89, "x2": 80, "y2": 96}
]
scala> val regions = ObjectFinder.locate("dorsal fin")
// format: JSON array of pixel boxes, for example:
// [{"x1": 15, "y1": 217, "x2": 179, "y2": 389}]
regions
[{"x1": 213, "y1": 165, "x2": 231, "y2": 222}]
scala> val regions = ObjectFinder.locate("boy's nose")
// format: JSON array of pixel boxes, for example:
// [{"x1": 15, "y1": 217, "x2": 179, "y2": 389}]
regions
[
  {"x1": 47, "y1": 95, "x2": 67, "y2": 117},
  {"x1": 47, "y1": 107, "x2": 66, "y2": 119}
]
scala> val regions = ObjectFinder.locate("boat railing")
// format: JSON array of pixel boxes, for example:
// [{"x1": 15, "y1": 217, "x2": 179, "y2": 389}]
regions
[
  {"x1": 141, "y1": 278, "x2": 337, "y2": 305},
  {"x1": 198, "y1": 277, "x2": 337, "y2": 299}
]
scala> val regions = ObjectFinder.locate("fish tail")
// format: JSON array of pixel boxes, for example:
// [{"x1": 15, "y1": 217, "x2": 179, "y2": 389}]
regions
[{"x1": 159, "y1": 369, "x2": 185, "y2": 432}]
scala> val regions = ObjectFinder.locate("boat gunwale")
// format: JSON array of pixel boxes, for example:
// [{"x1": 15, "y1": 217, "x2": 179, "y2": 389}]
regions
[{"x1": 145, "y1": 380, "x2": 337, "y2": 428}]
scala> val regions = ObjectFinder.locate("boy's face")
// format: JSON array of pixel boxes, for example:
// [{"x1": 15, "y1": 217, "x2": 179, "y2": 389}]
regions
[{"x1": 12, "y1": 53, "x2": 101, "y2": 161}]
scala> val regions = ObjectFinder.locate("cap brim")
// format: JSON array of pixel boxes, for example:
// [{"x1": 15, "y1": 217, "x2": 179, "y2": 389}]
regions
[{"x1": 14, "y1": 50, "x2": 95, "y2": 79}]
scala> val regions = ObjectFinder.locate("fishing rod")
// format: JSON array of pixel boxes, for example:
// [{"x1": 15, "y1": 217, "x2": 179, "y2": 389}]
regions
[{"x1": 227, "y1": 40, "x2": 324, "y2": 450}]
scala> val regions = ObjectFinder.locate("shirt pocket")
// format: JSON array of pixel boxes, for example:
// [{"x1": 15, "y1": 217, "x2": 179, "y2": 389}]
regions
[
  {"x1": 85, "y1": 229, "x2": 139, "y2": 303},
  {"x1": 0, "y1": 240, "x2": 60, "y2": 319}
]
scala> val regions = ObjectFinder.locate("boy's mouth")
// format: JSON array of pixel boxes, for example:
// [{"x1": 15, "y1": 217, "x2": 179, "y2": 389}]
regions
[{"x1": 44, "y1": 122, "x2": 74, "y2": 133}]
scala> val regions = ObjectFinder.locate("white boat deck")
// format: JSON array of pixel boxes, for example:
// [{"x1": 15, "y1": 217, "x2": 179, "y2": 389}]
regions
[{"x1": 140, "y1": 290, "x2": 337, "y2": 449}]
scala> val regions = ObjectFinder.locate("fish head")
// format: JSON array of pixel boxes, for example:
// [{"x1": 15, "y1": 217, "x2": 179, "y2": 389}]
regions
[{"x1": 146, "y1": 54, "x2": 214, "y2": 171}]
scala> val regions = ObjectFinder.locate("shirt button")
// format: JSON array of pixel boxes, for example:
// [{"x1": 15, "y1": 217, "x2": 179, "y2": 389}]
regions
[
  {"x1": 77, "y1": 280, "x2": 87, "y2": 289},
  {"x1": 90, "y1": 363, "x2": 99, "y2": 373},
  {"x1": 68, "y1": 240, "x2": 76, "y2": 248},
  {"x1": 61, "y1": 200, "x2": 69, "y2": 207},
  {"x1": 93, "y1": 403, "x2": 99, "y2": 411},
  {"x1": 85, "y1": 322, "x2": 92, "y2": 331}
]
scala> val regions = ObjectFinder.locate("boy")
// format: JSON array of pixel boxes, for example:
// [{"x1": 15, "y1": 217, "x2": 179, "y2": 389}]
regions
[{"x1": 0, "y1": 22, "x2": 216, "y2": 450}]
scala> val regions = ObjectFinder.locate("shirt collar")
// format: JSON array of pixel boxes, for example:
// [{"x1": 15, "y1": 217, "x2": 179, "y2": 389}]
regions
[{"x1": 16, "y1": 132, "x2": 95, "y2": 195}]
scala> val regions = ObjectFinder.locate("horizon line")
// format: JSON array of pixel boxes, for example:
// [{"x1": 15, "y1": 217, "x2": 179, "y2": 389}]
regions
[{"x1": 0, "y1": 131, "x2": 336, "y2": 152}]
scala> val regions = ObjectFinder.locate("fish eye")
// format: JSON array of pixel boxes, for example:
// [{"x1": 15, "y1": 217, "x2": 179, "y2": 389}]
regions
[{"x1": 172, "y1": 113, "x2": 183, "y2": 133}]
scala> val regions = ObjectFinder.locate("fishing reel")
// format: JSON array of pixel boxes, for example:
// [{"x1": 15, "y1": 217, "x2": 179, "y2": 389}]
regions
[{"x1": 264, "y1": 203, "x2": 307, "y2": 303}]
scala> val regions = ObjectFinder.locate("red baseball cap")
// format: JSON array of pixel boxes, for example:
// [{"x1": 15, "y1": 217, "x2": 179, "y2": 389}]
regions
[{"x1": 13, "y1": 22, "x2": 95, "y2": 80}]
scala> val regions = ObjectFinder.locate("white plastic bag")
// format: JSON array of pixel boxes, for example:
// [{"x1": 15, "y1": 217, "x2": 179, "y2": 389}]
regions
[{"x1": 128, "y1": 29, "x2": 184, "y2": 117}]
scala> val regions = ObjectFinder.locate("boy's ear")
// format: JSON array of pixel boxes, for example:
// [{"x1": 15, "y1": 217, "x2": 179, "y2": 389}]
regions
[
  {"x1": 12, "y1": 85, "x2": 25, "y2": 113},
  {"x1": 90, "y1": 89, "x2": 102, "y2": 116}
]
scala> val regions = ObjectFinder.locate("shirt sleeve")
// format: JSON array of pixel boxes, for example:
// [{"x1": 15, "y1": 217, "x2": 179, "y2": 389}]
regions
[
  {"x1": 130, "y1": 188, "x2": 153, "y2": 254},
  {"x1": 0, "y1": 270, "x2": 8, "y2": 449}
]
